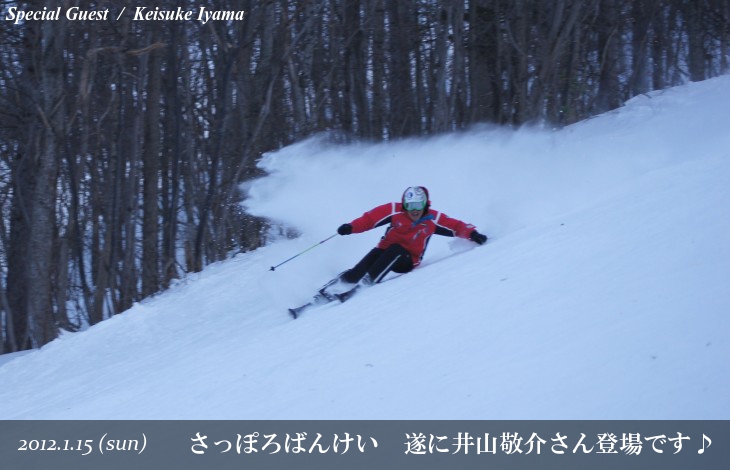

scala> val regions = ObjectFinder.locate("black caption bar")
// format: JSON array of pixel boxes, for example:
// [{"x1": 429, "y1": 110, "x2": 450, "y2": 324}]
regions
[{"x1": 1, "y1": 420, "x2": 728, "y2": 470}]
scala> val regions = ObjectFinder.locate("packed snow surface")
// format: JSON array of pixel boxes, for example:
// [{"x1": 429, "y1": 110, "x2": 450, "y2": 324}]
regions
[{"x1": 1, "y1": 76, "x2": 729, "y2": 419}]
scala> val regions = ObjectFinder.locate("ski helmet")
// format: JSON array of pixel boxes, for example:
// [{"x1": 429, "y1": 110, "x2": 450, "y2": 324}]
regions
[{"x1": 402, "y1": 186, "x2": 429, "y2": 212}]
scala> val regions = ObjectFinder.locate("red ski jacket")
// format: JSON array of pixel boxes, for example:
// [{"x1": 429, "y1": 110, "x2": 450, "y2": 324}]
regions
[{"x1": 348, "y1": 202, "x2": 477, "y2": 266}]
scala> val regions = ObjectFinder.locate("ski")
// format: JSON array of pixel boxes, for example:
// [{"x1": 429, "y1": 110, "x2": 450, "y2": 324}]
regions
[
  {"x1": 288, "y1": 303, "x2": 311, "y2": 319},
  {"x1": 334, "y1": 285, "x2": 361, "y2": 303},
  {"x1": 288, "y1": 275, "x2": 370, "y2": 318},
  {"x1": 288, "y1": 290, "x2": 336, "y2": 319}
]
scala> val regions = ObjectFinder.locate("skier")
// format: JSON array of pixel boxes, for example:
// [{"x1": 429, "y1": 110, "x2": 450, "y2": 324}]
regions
[
  {"x1": 323, "y1": 185, "x2": 488, "y2": 299},
  {"x1": 288, "y1": 185, "x2": 487, "y2": 317}
]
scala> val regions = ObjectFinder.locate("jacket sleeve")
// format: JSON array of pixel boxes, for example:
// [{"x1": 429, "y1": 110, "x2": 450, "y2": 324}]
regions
[
  {"x1": 349, "y1": 202, "x2": 398, "y2": 233},
  {"x1": 432, "y1": 211, "x2": 477, "y2": 239}
]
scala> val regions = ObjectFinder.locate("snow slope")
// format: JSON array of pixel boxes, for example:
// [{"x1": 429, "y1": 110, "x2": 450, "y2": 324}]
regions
[{"x1": 1, "y1": 76, "x2": 729, "y2": 419}]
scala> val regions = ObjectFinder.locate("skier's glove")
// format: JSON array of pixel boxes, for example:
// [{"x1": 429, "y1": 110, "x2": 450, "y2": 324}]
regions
[
  {"x1": 470, "y1": 230, "x2": 487, "y2": 245},
  {"x1": 338, "y1": 223, "x2": 353, "y2": 235}
]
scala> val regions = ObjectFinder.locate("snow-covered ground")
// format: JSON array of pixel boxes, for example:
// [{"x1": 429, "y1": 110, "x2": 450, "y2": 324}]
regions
[{"x1": 1, "y1": 76, "x2": 728, "y2": 419}]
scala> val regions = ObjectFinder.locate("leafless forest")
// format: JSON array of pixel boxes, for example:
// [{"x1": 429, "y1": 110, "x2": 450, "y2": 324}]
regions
[{"x1": 1, "y1": 0, "x2": 728, "y2": 351}]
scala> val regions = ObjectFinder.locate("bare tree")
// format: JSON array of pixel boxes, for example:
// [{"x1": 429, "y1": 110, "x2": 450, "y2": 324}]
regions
[{"x1": 3, "y1": 0, "x2": 730, "y2": 350}]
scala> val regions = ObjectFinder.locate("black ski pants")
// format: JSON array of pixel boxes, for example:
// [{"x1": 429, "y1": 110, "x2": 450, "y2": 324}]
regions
[{"x1": 341, "y1": 244, "x2": 414, "y2": 284}]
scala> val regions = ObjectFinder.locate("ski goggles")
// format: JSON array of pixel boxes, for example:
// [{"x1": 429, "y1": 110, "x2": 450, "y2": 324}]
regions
[{"x1": 403, "y1": 200, "x2": 427, "y2": 211}]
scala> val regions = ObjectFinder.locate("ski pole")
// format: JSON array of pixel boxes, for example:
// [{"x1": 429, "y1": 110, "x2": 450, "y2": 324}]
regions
[{"x1": 269, "y1": 234, "x2": 338, "y2": 271}]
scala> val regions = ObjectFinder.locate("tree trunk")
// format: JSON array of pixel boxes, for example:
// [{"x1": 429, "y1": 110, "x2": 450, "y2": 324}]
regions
[
  {"x1": 142, "y1": 32, "x2": 162, "y2": 298},
  {"x1": 596, "y1": 0, "x2": 622, "y2": 113},
  {"x1": 26, "y1": 18, "x2": 65, "y2": 346}
]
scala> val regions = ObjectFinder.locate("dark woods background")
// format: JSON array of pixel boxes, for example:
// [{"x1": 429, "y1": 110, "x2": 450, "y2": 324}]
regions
[{"x1": 0, "y1": 0, "x2": 728, "y2": 351}]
